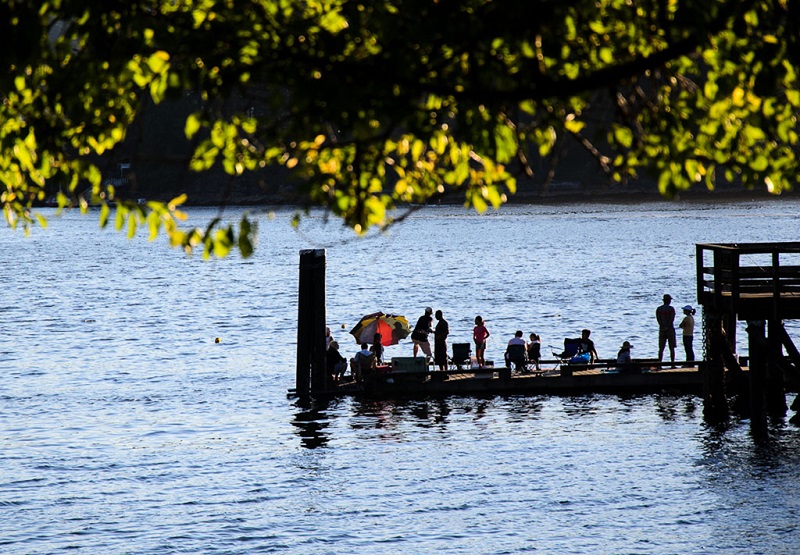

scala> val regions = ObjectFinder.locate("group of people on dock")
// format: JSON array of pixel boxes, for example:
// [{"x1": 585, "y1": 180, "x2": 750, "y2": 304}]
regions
[
  {"x1": 325, "y1": 326, "x2": 388, "y2": 382},
  {"x1": 616, "y1": 294, "x2": 696, "y2": 369},
  {"x1": 325, "y1": 293, "x2": 699, "y2": 381},
  {"x1": 408, "y1": 308, "x2": 547, "y2": 374},
  {"x1": 404, "y1": 297, "x2": 697, "y2": 373}
]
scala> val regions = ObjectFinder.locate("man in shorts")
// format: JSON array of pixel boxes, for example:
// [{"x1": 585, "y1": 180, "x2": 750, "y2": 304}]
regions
[
  {"x1": 411, "y1": 307, "x2": 434, "y2": 359},
  {"x1": 656, "y1": 294, "x2": 676, "y2": 366}
]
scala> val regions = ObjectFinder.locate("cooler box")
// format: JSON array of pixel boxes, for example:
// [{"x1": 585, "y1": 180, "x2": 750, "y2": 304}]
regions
[{"x1": 391, "y1": 357, "x2": 428, "y2": 374}]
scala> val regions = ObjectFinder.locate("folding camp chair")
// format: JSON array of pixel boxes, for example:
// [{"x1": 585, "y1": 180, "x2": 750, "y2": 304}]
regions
[
  {"x1": 351, "y1": 352, "x2": 376, "y2": 383},
  {"x1": 505, "y1": 343, "x2": 528, "y2": 373},
  {"x1": 450, "y1": 343, "x2": 472, "y2": 370},
  {"x1": 553, "y1": 338, "x2": 582, "y2": 363}
]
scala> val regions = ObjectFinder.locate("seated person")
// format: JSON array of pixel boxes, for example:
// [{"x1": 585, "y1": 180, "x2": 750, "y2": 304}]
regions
[
  {"x1": 351, "y1": 342, "x2": 376, "y2": 381},
  {"x1": 505, "y1": 330, "x2": 528, "y2": 372},
  {"x1": 326, "y1": 341, "x2": 348, "y2": 382},
  {"x1": 577, "y1": 329, "x2": 599, "y2": 363},
  {"x1": 527, "y1": 333, "x2": 541, "y2": 370},
  {"x1": 616, "y1": 341, "x2": 638, "y2": 373}
]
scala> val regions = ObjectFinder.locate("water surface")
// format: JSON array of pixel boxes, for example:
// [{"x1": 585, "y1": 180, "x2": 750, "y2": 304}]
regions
[{"x1": 1, "y1": 199, "x2": 799, "y2": 554}]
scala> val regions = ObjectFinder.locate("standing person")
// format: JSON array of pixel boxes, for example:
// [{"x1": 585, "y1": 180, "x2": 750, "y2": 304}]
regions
[
  {"x1": 656, "y1": 294, "x2": 676, "y2": 366},
  {"x1": 577, "y1": 328, "x2": 599, "y2": 363},
  {"x1": 411, "y1": 307, "x2": 434, "y2": 360},
  {"x1": 325, "y1": 326, "x2": 334, "y2": 350},
  {"x1": 434, "y1": 310, "x2": 449, "y2": 373},
  {"x1": 371, "y1": 333, "x2": 384, "y2": 364},
  {"x1": 473, "y1": 316, "x2": 490, "y2": 367},
  {"x1": 527, "y1": 333, "x2": 541, "y2": 371},
  {"x1": 679, "y1": 305, "x2": 696, "y2": 364}
]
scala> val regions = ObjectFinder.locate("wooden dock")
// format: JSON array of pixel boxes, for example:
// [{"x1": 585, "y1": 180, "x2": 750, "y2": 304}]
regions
[
  {"x1": 294, "y1": 246, "x2": 799, "y2": 429},
  {"x1": 323, "y1": 360, "x2": 710, "y2": 398}
]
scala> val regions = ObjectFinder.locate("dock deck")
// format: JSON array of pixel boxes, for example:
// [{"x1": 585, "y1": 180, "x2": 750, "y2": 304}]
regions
[{"x1": 331, "y1": 363, "x2": 708, "y2": 397}]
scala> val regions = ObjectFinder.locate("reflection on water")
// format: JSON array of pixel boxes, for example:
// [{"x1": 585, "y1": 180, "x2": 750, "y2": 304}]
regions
[
  {"x1": 2, "y1": 201, "x2": 800, "y2": 554},
  {"x1": 292, "y1": 400, "x2": 333, "y2": 449}
]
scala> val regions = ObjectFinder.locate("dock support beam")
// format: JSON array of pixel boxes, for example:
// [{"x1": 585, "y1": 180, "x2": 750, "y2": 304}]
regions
[
  {"x1": 296, "y1": 249, "x2": 327, "y2": 396},
  {"x1": 702, "y1": 310, "x2": 729, "y2": 423},
  {"x1": 767, "y1": 320, "x2": 788, "y2": 418},
  {"x1": 746, "y1": 320, "x2": 768, "y2": 439}
]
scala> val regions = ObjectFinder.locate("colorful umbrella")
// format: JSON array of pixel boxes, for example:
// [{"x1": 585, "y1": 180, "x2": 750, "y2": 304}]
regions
[{"x1": 349, "y1": 312, "x2": 411, "y2": 346}]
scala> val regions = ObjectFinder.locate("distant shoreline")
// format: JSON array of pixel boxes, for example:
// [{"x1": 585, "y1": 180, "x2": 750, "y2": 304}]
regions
[{"x1": 180, "y1": 185, "x2": 795, "y2": 209}]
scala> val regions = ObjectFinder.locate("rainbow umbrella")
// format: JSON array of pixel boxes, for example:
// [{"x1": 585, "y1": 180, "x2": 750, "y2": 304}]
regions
[{"x1": 349, "y1": 312, "x2": 411, "y2": 346}]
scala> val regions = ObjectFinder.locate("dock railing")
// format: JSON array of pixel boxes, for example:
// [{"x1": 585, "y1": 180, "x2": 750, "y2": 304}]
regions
[{"x1": 697, "y1": 242, "x2": 800, "y2": 319}]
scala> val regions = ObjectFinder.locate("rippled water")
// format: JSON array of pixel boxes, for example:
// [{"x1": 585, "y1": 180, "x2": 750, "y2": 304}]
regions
[{"x1": 2, "y1": 200, "x2": 799, "y2": 554}]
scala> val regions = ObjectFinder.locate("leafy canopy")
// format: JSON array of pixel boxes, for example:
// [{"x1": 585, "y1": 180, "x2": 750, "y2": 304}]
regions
[{"x1": 2, "y1": 0, "x2": 799, "y2": 256}]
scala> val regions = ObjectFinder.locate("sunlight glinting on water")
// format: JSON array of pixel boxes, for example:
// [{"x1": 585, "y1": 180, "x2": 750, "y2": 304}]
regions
[{"x1": 1, "y1": 200, "x2": 799, "y2": 554}]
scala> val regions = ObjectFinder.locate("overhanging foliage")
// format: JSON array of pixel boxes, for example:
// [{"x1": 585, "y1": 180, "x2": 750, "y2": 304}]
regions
[{"x1": 2, "y1": 0, "x2": 798, "y2": 256}]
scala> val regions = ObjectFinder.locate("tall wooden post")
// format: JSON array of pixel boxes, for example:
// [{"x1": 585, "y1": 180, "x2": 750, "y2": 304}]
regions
[
  {"x1": 766, "y1": 251, "x2": 788, "y2": 419},
  {"x1": 723, "y1": 312, "x2": 737, "y2": 358},
  {"x1": 746, "y1": 320, "x2": 768, "y2": 439},
  {"x1": 766, "y1": 319, "x2": 788, "y2": 418},
  {"x1": 296, "y1": 249, "x2": 327, "y2": 396},
  {"x1": 702, "y1": 310, "x2": 729, "y2": 423}
]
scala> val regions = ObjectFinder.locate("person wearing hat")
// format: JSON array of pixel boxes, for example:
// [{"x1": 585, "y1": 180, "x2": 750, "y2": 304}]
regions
[
  {"x1": 617, "y1": 340, "x2": 633, "y2": 362},
  {"x1": 411, "y1": 307, "x2": 434, "y2": 359},
  {"x1": 656, "y1": 294, "x2": 676, "y2": 366},
  {"x1": 679, "y1": 305, "x2": 696, "y2": 364},
  {"x1": 616, "y1": 341, "x2": 637, "y2": 374}
]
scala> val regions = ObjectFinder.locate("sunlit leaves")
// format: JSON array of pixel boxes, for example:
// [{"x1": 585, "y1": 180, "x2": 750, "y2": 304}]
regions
[
  {"x1": 612, "y1": 125, "x2": 633, "y2": 149},
  {"x1": 3, "y1": 0, "x2": 800, "y2": 257},
  {"x1": 185, "y1": 112, "x2": 203, "y2": 139}
]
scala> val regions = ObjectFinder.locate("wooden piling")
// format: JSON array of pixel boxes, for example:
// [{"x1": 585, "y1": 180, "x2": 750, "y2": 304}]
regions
[
  {"x1": 767, "y1": 320, "x2": 788, "y2": 418},
  {"x1": 746, "y1": 320, "x2": 768, "y2": 438},
  {"x1": 296, "y1": 249, "x2": 327, "y2": 396},
  {"x1": 702, "y1": 310, "x2": 729, "y2": 423}
]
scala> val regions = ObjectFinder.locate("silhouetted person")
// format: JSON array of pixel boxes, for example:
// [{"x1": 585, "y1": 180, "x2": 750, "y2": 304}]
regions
[
  {"x1": 578, "y1": 329, "x2": 598, "y2": 363},
  {"x1": 434, "y1": 310, "x2": 449, "y2": 372},
  {"x1": 679, "y1": 305, "x2": 696, "y2": 364},
  {"x1": 656, "y1": 294, "x2": 676, "y2": 366}
]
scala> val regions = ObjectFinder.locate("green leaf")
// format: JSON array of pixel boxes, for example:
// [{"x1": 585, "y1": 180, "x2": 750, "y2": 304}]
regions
[
  {"x1": 320, "y1": 10, "x2": 348, "y2": 33},
  {"x1": 494, "y1": 123, "x2": 516, "y2": 163},
  {"x1": 613, "y1": 125, "x2": 633, "y2": 148},
  {"x1": 99, "y1": 204, "x2": 110, "y2": 228},
  {"x1": 750, "y1": 155, "x2": 769, "y2": 172},
  {"x1": 185, "y1": 113, "x2": 203, "y2": 139},
  {"x1": 704, "y1": 81, "x2": 719, "y2": 99},
  {"x1": 147, "y1": 51, "x2": 170, "y2": 73},
  {"x1": 743, "y1": 125, "x2": 766, "y2": 143},
  {"x1": 564, "y1": 119, "x2": 585, "y2": 134}
]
